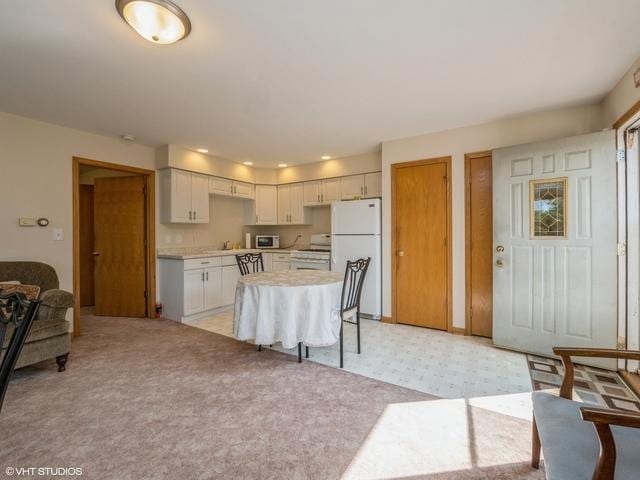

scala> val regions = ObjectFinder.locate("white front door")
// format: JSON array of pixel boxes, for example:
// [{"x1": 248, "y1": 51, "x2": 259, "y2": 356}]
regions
[{"x1": 493, "y1": 131, "x2": 617, "y2": 366}]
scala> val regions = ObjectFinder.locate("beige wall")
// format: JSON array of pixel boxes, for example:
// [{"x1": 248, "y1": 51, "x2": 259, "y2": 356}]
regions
[
  {"x1": 381, "y1": 103, "x2": 605, "y2": 327},
  {"x1": 602, "y1": 57, "x2": 640, "y2": 127},
  {"x1": 277, "y1": 152, "x2": 381, "y2": 184},
  {"x1": 248, "y1": 206, "x2": 332, "y2": 248},
  {"x1": 0, "y1": 112, "x2": 157, "y2": 321},
  {"x1": 158, "y1": 145, "x2": 256, "y2": 182}
]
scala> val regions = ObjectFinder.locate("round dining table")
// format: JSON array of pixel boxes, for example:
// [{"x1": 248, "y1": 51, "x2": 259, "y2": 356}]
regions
[{"x1": 233, "y1": 270, "x2": 344, "y2": 351}]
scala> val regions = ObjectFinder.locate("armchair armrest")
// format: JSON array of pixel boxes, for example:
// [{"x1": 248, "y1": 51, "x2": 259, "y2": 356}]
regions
[
  {"x1": 579, "y1": 407, "x2": 640, "y2": 480},
  {"x1": 39, "y1": 289, "x2": 74, "y2": 309},
  {"x1": 552, "y1": 347, "x2": 640, "y2": 399}
]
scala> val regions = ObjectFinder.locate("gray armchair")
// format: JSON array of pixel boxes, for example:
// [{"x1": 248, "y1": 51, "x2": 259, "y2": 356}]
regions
[{"x1": 0, "y1": 261, "x2": 72, "y2": 371}]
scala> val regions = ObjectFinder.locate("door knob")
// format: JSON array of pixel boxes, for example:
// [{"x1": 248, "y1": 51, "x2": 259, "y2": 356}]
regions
[
  {"x1": 92, "y1": 251, "x2": 101, "y2": 256},
  {"x1": 397, "y1": 251, "x2": 405, "y2": 257}
]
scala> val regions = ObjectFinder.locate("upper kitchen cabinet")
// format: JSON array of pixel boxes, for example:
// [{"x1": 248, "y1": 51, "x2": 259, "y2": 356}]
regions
[
  {"x1": 245, "y1": 185, "x2": 278, "y2": 225},
  {"x1": 278, "y1": 183, "x2": 308, "y2": 224},
  {"x1": 303, "y1": 178, "x2": 342, "y2": 206},
  {"x1": 161, "y1": 168, "x2": 210, "y2": 224},
  {"x1": 340, "y1": 172, "x2": 382, "y2": 200},
  {"x1": 209, "y1": 176, "x2": 254, "y2": 199}
]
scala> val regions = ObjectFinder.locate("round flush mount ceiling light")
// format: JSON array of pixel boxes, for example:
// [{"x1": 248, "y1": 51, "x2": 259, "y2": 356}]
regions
[
  {"x1": 321, "y1": 155, "x2": 332, "y2": 160},
  {"x1": 243, "y1": 161, "x2": 254, "y2": 166},
  {"x1": 196, "y1": 148, "x2": 208, "y2": 153},
  {"x1": 116, "y1": 0, "x2": 191, "y2": 44},
  {"x1": 277, "y1": 163, "x2": 288, "y2": 168}
]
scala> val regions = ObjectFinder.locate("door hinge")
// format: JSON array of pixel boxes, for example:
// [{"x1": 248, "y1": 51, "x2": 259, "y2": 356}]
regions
[
  {"x1": 143, "y1": 290, "x2": 148, "y2": 299},
  {"x1": 617, "y1": 149, "x2": 626, "y2": 163},
  {"x1": 618, "y1": 243, "x2": 627, "y2": 256},
  {"x1": 617, "y1": 336, "x2": 626, "y2": 350}
]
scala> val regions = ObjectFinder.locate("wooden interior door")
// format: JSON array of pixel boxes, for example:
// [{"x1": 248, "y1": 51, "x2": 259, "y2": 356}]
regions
[
  {"x1": 466, "y1": 152, "x2": 493, "y2": 337},
  {"x1": 393, "y1": 159, "x2": 449, "y2": 330},
  {"x1": 79, "y1": 185, "x2": 95, "y2": 306},
  {"x1": 94, "y1": 176, "x2": 147, "y2": 317}
]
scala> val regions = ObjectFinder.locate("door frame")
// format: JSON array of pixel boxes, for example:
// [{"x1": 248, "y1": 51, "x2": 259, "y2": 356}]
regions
[
  {"x1": 72, "y1": 156, "x2": 156, "y2": 336},
  {"x1": 391, "y1": 156, "x2": 452, "y2": 332},
  {"x1": 464, "y1": 150, "x2": 493, "y2": 336}
]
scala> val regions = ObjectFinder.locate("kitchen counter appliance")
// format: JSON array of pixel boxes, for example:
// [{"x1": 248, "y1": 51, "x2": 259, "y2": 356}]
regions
[{"x1": 290, "y1": 234, "x2": 331, "y2": 271}]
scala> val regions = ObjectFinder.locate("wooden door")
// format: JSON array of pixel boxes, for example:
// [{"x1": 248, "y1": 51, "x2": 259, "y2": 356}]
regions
[
  {"x1": 466, "y1": 153, "x2": 493, "y2": 337},
  {"x1": 277, "y1": 185, "x2": 291, "y2": 224},
  {"x1": 190, "y1": 173, "x2": 210, "y2": 223},
  {"x1": 94, "y1": 176, "x2": 147, "y2": 317},
  {"x1": 394, "y1": 159, "x2": 449, "y2": 330},
  {"x1": 79, "y1": 185, "x2": 95, "y2": 306}
]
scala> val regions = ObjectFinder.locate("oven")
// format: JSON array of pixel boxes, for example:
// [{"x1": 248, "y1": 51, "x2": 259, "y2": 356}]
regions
[{"x1": 290, "y1": 251, "x2": 331, "y2": 271}]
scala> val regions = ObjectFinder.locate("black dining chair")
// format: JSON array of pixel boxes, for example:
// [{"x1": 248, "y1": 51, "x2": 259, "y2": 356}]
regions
[
  {"x1": 338, "y1": 257, "x2": 370, "y2": 368},
  {"x1": 235, "y1": 252, "x2": 264, "y2": 276},
  {"x1": 0, "y1": 292, "x2": 40, "y2": 414}
]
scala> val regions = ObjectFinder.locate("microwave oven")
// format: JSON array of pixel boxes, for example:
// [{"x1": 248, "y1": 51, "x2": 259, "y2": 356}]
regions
[{"x1": 255, "y1": 235, "x2": 279, "y2": 249}]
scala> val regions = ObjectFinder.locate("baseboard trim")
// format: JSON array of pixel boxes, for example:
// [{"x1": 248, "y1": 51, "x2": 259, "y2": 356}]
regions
[
  {"x1": 381, "y1": 315, "x2": 394, "y2": 324},
  {"x1": 452, "y1": 327, "x2": 466, "y2": 336}
]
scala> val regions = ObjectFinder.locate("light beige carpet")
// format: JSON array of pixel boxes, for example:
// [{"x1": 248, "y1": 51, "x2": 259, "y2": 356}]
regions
[{"x1": 0, "y1": 314, "x2": 544, "y2": 479}]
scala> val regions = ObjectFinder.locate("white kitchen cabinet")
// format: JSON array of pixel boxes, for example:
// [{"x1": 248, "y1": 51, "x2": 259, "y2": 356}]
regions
[
  {"x1": 303, "y1": 178, "x2": 341, "y2": 206},
  {"x1": 210, "y1": 177, "x2": 254, "y2": 199},
  {"x1": 246, "y1": 185, "x2": 278, "y2": 225},
  {"x1": 203, "y1": 266, "x2": 223, "y2": 310},
  {"x1": 262, "y1": 252, "x2": 273, "y2": 272},
  {"x1": 272, "y1": 252, "x2": 290, "y2": 271},
  {"x1": 278, "y1": 183, "x2": 308, "y2": 224},
  {"x1": 364, "y1": 172, "x2": 382, "y2": 198},
  {"x1": 161, "y1": 168, "x2": 210, "y2": 224},
  {"x1": 340, "y1": 174, "x2": 365, "y2": 200},
  {"x1": 222, "y1": 265, "x2": 241, "y2": 305},
  {"x1": 183, "y1": 269, "x2": 205, "y2": 316}
]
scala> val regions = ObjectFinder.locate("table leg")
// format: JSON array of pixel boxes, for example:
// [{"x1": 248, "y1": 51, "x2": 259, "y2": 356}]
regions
[
  {"x1": 297, "y1": 342, "x2": 302, "y2": 363},
  {"x1": 305, "y1": 346, "x2": 309, "y2": 358}
]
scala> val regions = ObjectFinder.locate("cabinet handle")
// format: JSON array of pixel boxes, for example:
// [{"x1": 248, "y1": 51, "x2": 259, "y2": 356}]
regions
[
  {"x1": 364, "y1": 185, "x2": 368, "y2": 196},
  {"x1": 189, "y1": 210, "x2": 193, "y2": 220},
  {"x1": 317, "y1": 193, "x2": 320, "y2": 203},
  {"x1": 206, "y1": 271, "x2": 209, "y2": 281},
  {"x1": 360, "y1": 186, "x2": 363, "y2": 195},
  {"x1": 321, "y1": 193, "x2": 324, "y2": 203},
  {"x1": 193, "y1": 210, "x2": 196, "y2": 220},
  {"x1": 255, "y1": 215, "x2": 258, "y2": 224},
  {"x1": 201, "y1": 272, "x2": 205, "y2": 281}
]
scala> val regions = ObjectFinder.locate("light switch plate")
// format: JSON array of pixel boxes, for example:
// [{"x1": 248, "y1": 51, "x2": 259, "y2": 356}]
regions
[
  {"x1": 19, "y1": 217, "x2": 36, "y2": 226},
  {"x1": 53, "y1": 228, "x2": 63, "y2": 241}
]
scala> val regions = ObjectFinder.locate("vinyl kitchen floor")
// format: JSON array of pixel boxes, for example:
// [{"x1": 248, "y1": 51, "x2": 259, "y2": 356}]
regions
[{"x1": 187, "y1": 311, "x2": 533, "y2": 399}]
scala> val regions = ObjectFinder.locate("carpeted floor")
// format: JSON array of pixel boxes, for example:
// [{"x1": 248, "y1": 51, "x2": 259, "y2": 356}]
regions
[{"x1": 0, "y1": 315, "x2": 543, "y2": 479}]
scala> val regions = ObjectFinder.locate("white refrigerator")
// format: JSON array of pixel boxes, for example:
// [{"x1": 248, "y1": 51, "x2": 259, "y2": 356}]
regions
[{"x1": 331, "y1": 199, "x2": 382, "y2": 319}]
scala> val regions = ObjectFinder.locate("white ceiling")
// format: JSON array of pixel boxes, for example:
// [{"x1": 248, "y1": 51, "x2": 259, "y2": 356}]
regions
[{"x1": 2, "y1": 0, "x2": 640, "y2": 167}]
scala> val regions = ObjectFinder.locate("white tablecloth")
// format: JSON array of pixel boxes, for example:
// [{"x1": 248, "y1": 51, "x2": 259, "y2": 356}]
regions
[{"x1": 233, "y1": 270, "x2": 344, "y2": 349}]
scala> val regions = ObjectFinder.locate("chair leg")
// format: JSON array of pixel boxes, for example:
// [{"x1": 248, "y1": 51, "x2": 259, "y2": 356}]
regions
[
  {"x1": 532, "y1": 416, "x2": 541, "y2": 469},
  {"x1": 297, "y1": 342, "x2": 302, "y2": 363},
  {"x1": 305, "y1": 346, "x2": 309, "y2": 358},
  {"x1": 56, "y1": 353, "x2": 69, "y2": 372},
  {"x1": 339, "y1": 321, "x2": 344, "y2": 368},
  {"x1": 356, "y1": 310, "x2": 361, "y2": 354},
  {"x1": 257, "y1": 344, "x2": 262, "y2": 351}
]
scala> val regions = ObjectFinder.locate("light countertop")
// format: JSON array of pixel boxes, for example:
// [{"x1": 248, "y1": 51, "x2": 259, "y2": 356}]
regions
[{"x1": 157, "y1": 247, "x2": 296, "y2": 260}]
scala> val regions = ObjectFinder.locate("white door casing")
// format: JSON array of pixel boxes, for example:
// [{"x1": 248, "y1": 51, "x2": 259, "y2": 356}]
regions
[{"x1": 493, "y1": 131, "x2": 617, "y2": 367}]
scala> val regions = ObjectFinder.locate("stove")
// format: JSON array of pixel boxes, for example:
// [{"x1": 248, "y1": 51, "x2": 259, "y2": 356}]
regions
[{"x1": 290, "y1": 234, "x2": 331, "y2": 270}]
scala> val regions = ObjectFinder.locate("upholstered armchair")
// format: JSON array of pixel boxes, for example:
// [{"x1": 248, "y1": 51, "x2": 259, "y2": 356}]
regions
[{"x1": 0, "y1": 261, "x2": 72, "y2": 371}]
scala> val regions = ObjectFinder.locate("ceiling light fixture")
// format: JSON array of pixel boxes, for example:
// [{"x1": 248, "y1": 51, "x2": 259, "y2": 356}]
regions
[
  {"x1": 116, "y1": 0, "x2": 191, "y2": 44},
  {"x1": 243, "y1": 161, "x2": 253, "y2": 166},
  {"x1": 278, "y1": 163, "x2": 288, "y2": 168},
  {"x1": 196, "y1": 148, "x2": 208, "y2": 153},
  {"x1": 321, "y1": 155, "x2": 332, "y2": 160}
]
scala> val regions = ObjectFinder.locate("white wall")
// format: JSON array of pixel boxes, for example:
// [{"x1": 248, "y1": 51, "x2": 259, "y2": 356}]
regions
[
  {"x1": 0, "y1": 112, "x2": 157, "y2": 311},
  {"x1": 380, "y1": 103, "x2": 605, "y2": 326},
  {"x1": 277, "y1": 152, "x2": 381, "y2": 184},
  {"x1": 602, "y1": 57, "x2": 640, "y2": 127}
]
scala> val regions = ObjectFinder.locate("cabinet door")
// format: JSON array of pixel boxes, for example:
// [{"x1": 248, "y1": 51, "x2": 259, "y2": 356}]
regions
[
  {"x1": 203, "y1": 267, "x2": 222, "y2": 310},
  {"x1": 255, "y1": 185, "x2": 278, "y2": 224},
  {"x1": 272, "y1": 260, "x2": 290, "y2": 271},
  {"x1": 233, "y1": 181, "x2": 254, "y2": 199},
  {"x1": 340, "y1": 174, "x2": 365, "y2": 200},
  {"x1": 322, "y1": 178, "x2": 341, "y2": 204},
  {"x1": 364, "y1": 172, "x2": 382, "y2": 198},
  {"x1": 277, "y1": 185, "x2": 291, "y2": 224},
  {"x1": 222, "y1": 265, "x2": 241, "y2": 306},
  {"x1": 191, "y1": 173, "x2": 210, "y2": 223},
  {"x1": 289, "y1": 183, "x2": 305, "y2": 224},
  {"x1": 171, "y1": 169, "x2": 193, "y2": 222},
  {"x1": 262, "y1": 252, "x2": 273, "y2": 272},
  {"x1": 303, "y1": 180, "x2": 322, "y2": 206},
  {"x1": 183, "y1": 269, "x2": 204, "y2": 316},
  {"x1": 210, "y1": 177, "x2": 234, "y2": 197}
]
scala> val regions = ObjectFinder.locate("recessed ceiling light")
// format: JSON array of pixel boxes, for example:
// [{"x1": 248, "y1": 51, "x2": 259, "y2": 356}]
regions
[
  {"x1": 243, "y1": 161, "x2": 253, "y2": 166},
  {"x1": 321, "y1": 155, "x2": 332, "y2": 160},
  {"x1": 116, "y1": 0, "x2": 191, "y2": 45},
  {"x1": 196, "y1": 148, "x2": 208, "y2": 153},
  {"x1": 278, "y1": 163, "x2": 288, "y2": 168}
]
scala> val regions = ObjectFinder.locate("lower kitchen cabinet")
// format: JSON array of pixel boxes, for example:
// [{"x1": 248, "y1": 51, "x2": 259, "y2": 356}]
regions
[{"x1": 222, "y1": 265, "x2": 241, "y2": 305}]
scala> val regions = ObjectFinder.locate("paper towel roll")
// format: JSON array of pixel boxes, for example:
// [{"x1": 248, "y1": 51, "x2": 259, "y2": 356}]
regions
[{"x1": 245, "y1": 233, "x2": 251, "y2": 249}]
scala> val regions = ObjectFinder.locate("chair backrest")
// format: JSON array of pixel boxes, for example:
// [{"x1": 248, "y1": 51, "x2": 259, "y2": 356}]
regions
[
  {"x1": 0, "y1": 262, "x2": 59, "y2": 294},
  {"x1": 0, "y1": 292, "x2": 39, "y2": 414},
  {"x1": 236, "y1": 253, "x2": 264, "y2": 276},
  {"x1": 340, "y1": 257, "x2": 371, "y2": 314}
]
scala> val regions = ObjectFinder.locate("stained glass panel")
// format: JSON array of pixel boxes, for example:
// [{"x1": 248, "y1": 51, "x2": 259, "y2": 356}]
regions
[{"x1": 530, "y1": 178, "x2": 567, "y2": 238}]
